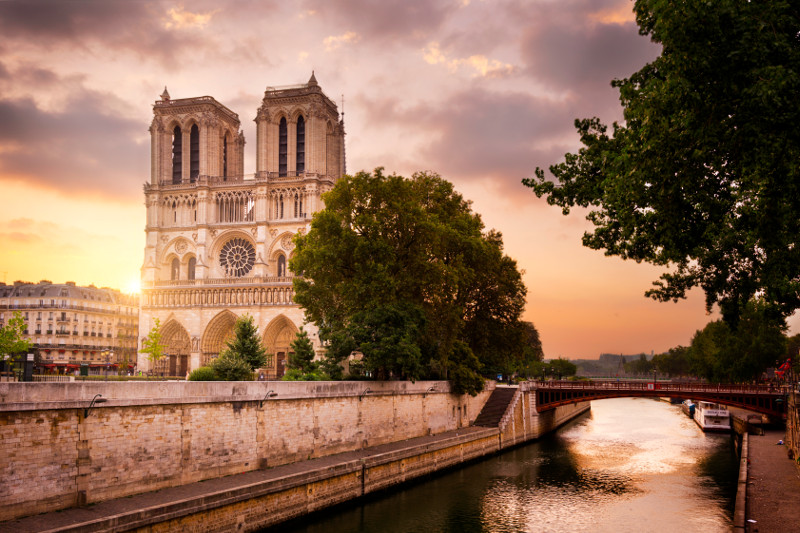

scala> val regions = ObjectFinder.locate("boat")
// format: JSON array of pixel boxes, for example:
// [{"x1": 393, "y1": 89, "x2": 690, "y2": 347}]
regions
[
  {"x1": 681, "y1": 399, "x2": 695, "y2": 418},
  {"x1": 694, "y1": 401, "x2": 731, "y2": 432}
]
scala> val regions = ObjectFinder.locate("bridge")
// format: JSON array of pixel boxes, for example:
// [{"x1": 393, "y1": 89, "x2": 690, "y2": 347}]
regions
[{"x1": 533, "y1": 380, "x2": 788, "y2": 418}]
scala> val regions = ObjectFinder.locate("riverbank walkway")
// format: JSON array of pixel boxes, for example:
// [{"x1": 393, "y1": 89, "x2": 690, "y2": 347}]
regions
[
  {"x1": 745, "y1": 427, "x2": 800, "y2": 533},
  {"x1": 0, "y1": 426, "x2": 494, "y2": 533}
]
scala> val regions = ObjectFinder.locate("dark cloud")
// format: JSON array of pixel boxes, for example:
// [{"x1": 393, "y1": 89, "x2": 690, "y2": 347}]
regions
[
  {"x1": 0, "y1": 0, "x2": 230, "y2": 68},
  {"x1": 360, "y1": 88, "x2": 579, "y2": 200},
  {"x1": 0, "y1": 74, "x2": 147, "y2": 198},
  {"x1": 510, "y1": 0, "x2": 660, "y2": 91},
  {"x1": 303, "y1": 0, "x2": 455, "y2": 44}
]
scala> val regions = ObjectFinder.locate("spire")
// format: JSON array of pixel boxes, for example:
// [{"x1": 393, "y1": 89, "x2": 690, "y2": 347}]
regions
[
  {"x1": 307, "y1": 70, "x2": 318, "y2": 87},
  {"x1": 160, "y1": 86, "x2": 170, "y2": 101}
]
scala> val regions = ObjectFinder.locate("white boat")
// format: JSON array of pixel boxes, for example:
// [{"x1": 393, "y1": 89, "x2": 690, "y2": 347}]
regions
[
  {"x1": 694, "y1": 401, "x2": 731, "y2": 432},
  {"x1": 681, "y1": 399, "x2": 695, "y2": 418}
]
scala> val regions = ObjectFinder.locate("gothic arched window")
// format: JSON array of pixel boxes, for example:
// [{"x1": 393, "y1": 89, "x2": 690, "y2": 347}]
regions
[
  {"x1": 296, "y1": 116, "x2": 305, "y2": 174},
  {"x1": 172, "y1": 126, "x2": 182, "y2": 184},
  {"x1": 222, "y1": 132, "x2": 229, "y2": 180},
  {"x1": 188, "y1": 257, "x2": 196, "y2": 280},
  {"x1": 190, "y1": 124, "x2": 199, "y2": 182},
  {"x1": 171, "y1": 258, "x2": 180, "y2": 280},
  {"x1": 277, "y1": 254, "x2": 286, "y2": 277},
  {"x1": 279, "y1": 117, "x2": 287, "y2": 177}
]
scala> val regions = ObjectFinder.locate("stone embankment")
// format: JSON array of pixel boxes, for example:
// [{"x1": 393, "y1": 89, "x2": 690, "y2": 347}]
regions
[{"x1": 0, "y1": 380, "x2": 589, "y2": 531}]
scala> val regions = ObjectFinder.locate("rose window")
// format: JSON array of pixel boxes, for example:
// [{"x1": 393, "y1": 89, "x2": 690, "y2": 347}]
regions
[{"x1": 219, "y1": 238, "x2": 256, "y2": 277}]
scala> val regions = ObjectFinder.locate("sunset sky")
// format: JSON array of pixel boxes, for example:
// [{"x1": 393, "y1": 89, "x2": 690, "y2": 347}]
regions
[{"x1": 1, "y1": 0, "x2": 792, "y2": 359}]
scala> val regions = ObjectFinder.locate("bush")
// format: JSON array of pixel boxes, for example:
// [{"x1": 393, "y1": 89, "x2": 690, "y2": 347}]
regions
[
  {"x1": 212, "y1": 350, "x2": 254, "y2": 381},
  {"x1": 188, "y1": 366, "x2": 217, "y2": 381}
]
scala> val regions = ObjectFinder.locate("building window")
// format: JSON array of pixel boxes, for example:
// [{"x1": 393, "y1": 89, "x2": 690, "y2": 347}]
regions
[
  {"x1": 188, "y1": 257, "x2": 196, "y2": 280},
  {"x1": 277, "y1": 254, "x2": 286, "y2": 277},
  {"x1": 279, "y1": 117, "x2": 287, "y2": 177},
  {"x1": 190, "y1": 124, "x2": 199, "y2": 182},
  {"x1": 171, "y1": 258, "x2": 180, "y2": 280},
  {"x1": 219, "y1": 238, "x2": 256, "y2": 277},
  {"x1": 223, "y1": 132, "x2": 228, "y2": 179},
  {"x1": 172, "y1": 125, "x2": 182, "y2": 184},
  {"x1": 296, "y1": 115, "x2": 305, "y2": 174},
  {"x1": 294, "y1": 193, "x2": 303, "y2": 218}
]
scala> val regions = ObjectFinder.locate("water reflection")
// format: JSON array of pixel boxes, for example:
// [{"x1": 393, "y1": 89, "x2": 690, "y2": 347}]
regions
[{"x1": 268, "y1": 397, "x2": 738, "y2": 533}]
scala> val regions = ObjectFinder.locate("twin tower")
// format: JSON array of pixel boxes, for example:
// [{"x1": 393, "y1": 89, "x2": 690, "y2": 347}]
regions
[{"x1": 138, "y1": 74, "x2": 345, "y2": 378}]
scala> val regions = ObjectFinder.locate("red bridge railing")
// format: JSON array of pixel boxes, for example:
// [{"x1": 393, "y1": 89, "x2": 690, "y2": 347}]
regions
[{"x1": 528, "y1": 380, "x2": 788, "y2": 417}]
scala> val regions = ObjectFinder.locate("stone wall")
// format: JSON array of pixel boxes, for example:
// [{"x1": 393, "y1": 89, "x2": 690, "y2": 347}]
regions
[
  {"x1": 786, "y1": 391, "x2": 800, "y2": 460},
  {"x1": 0, "y1": 380, "x2": 492, "y2": 522}
]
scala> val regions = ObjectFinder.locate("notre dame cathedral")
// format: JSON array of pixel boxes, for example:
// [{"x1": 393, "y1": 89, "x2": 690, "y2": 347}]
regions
[{"x1": 137, "y1": 73, "x2": 345, "y2": 377}]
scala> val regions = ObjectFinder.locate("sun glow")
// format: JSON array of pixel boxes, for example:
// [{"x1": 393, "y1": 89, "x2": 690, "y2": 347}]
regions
[{"x1": 125, "y1": 278, "x2": 141, "y2": 294}]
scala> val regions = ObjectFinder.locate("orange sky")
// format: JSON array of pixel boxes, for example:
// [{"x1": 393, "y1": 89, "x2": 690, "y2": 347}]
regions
[{"x1": 1, "y1": 0, "x2": 795, "y2": 358}]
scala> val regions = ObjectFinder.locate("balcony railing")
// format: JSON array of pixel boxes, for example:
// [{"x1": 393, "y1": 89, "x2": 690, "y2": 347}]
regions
[{"x1": 144, "y1": 276, "x2": 294, "y2": 289}]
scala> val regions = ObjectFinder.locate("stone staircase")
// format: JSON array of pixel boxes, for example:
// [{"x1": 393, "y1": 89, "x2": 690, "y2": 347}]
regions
[{"x1": 473, "y1": 386, "x2": 518, "y2": 427}]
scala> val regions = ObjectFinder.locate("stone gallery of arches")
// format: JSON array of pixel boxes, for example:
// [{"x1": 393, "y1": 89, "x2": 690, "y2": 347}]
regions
[{"x1": 138, "y1": 73, "x2": 345, "y2": 377}]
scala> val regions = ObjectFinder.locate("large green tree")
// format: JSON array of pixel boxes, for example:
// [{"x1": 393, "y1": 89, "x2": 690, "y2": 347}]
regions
[
  {"x1": 688, "y1": 299, "x2": 786, "y2": 382},
  {"x1": 291, "y1": 168, "x2": 528, "y2": 394},
  {"x1": 524, "y1": 1, "x2": 800, "y2": 325}
]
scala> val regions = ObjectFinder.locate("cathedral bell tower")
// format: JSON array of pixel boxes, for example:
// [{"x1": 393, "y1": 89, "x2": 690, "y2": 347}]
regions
[{"x1": 138, "y1": 74, "x2": 344, "y2": 377}]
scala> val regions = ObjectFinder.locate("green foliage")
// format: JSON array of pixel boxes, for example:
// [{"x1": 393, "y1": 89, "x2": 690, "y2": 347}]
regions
[
  {"x1": 288, "y1": 329, "x2": 317, "y2": 374},
  {"x1": 188, "y1": 366, "x2": 217, "y2": 381},
  {"x1": 0, "y1": 311, "x2": 32, "y2": 364},
  {"x1": 224, "y1": 315, "x2": 268, "y2": 371},
  {"x1": 140, "y1": 318, "x2": 164, "y2": 369},
  {"x1": 549, "y1": 358, "x2": 577, "y2": 379},
  {"x1": 282, "y1": 368, "x2": 330, "y2": 381},
  {"x1": 291, "y1": 169, "x2": 529, "y2": 395},
  {"x1": 524, "y1": 1, "x2": 800, "y2": 325},
  {"x1": 624, "y1": 354, "x2": 654, "y2": 376},
  {"x1": 211, "y1": 350, "x2": 254, "y2": 381},
  {"x1": 652, "y1": 346, "x2": 690, "y2": 377},
  {"x1": 688, "y1": 299, "x2": 786, "y2": 382}
]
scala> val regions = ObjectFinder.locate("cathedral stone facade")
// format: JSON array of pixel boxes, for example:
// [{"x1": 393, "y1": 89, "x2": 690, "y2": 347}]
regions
[{"x1": 138, "y1": 74, "x2": 345, "y2": 377}]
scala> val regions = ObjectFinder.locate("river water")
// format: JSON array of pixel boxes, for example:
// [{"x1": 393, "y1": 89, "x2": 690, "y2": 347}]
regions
[{"x1": 272, "y1": 397, "x2": 739, "y2": 533}]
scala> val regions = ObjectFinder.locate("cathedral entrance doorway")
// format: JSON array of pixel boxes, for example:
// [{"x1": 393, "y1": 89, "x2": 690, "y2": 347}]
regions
[
  {"x1": 160, "y1": 320, "x2": 190, "y2": 377},
  {"x1": 201, "y1": 310, "x2": 237, "y2": 366},
  {"x1": 263, "y1": 315, "x2": 298, "y2": 379}
]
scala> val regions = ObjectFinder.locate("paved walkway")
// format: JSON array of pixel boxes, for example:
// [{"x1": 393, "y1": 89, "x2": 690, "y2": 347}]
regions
[
  {"x1": 0, "y1": 426, "x2": 492, "y2": 533},
  {"x1": 746, "y1": 428, "x2": 800, "y2": 533}
]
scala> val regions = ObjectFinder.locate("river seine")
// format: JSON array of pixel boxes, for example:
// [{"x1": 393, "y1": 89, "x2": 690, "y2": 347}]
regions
[{"x1": 272, "y1": 397, "x2": 739, "y2": 533}]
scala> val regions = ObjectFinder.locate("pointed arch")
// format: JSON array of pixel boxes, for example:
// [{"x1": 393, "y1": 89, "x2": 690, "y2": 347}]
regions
[
  {"x1": 172, "y1": 125, "x2": 182, "y2": 184},
  {"x1": 262, "y1": 314, "x2": 299, "y2": 378},
  {"x1": 278, "y1": 116, "x2": 288, "y2": 177},
  {"x1": 201, "y1": 309, "x2": 238, "y2": 365},
  {"x1": 159, "y1": 319, "x2": 190, "y2": 376}
]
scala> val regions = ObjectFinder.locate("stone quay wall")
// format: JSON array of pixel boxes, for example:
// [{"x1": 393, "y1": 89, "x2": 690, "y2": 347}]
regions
[
  {"x1": 785, "y1": 391, "x2": 800, "y2": 460},
  {"x1": 0, "y1": 380, "x2": 492, "y2": 522}
]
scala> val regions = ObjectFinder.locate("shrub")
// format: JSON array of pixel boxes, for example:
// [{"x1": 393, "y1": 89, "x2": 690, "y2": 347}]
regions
[{"x1": 188, "y1": 366, "x2": 217, "y2": 381}]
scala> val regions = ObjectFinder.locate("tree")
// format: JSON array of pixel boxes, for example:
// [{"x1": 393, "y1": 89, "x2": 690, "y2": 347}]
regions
[
  {"x1": 292, "y1": 169, "x2": 529, "y2": 395},
  {"x1": 688, "y1": 299, "x2": 786, "y2": 382},
  {"x1": 222, "y1": 315, "x2": 268, "y2": 371},
  {"x1": 549, "y1": 358, "x2": 577, "y2": 379},
  {"x1": 140, "y1": 318, "x2": 164, "y2": 373},
  {"x1": 288, "y1": 329, "x2": 317, "y2": 374},
  {"x1": 652, "y1": 346, "x2": 690, "y2": 378},
  {"x1": 524, "y1": 1, "x2": 800, "y2": 326},
  {"x1": 284, "y1": 329, "x2": 329, "y2": 380},
  {"x1": 0, "y1": 311, "x2": 32, "y2": 369}
]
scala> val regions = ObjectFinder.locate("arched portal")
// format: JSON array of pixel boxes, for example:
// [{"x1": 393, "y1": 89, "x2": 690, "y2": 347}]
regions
[
  {"x1": 262, "y1": 315, "x2": 299, "y2": 379},
  {"x1": 201, "y1": 310, "x2": 238, "y2": 366},
  {"x1": 159, "y1": 320, "x2": 190, "y2": 377}
]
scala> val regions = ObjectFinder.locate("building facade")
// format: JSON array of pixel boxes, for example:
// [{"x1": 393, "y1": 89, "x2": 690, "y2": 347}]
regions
[
  {"x1": 0, "y1": 281, "x2": 139, "y2": 374},
  {"x1": 138, "y1": 73, "x2": 345, "y2": 377}
]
